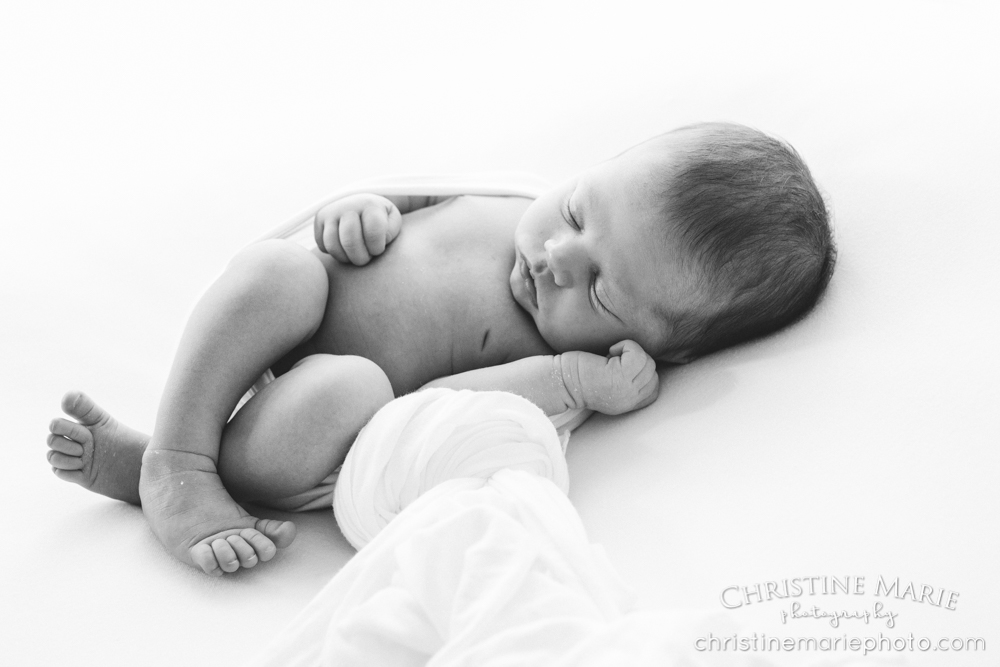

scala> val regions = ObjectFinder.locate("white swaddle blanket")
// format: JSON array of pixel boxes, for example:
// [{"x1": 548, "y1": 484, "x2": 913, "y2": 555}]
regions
[
  {"x1": 333, "y1": 388, "x2": 569, "y2": 550},
  {"x1": 248, "y1": 390, "x2": 849, "y2": 667}
]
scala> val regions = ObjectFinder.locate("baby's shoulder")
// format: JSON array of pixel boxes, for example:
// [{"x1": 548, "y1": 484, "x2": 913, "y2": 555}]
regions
[
  {"x1": 410, "y1": 194, "x2": 528, "y2": 251},
  {"x1": 450, "y1": 193, "x2": 533, "y2": 216}
]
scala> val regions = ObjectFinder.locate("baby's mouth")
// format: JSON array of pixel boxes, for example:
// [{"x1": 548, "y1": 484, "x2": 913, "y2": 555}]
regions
[{"x1": 519, "y1": 252, "x2": 538, "y2": 309}]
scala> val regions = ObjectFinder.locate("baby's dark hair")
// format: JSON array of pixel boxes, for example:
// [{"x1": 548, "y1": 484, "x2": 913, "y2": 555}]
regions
[{"x1": 658, "y1": 122, "x2": 836, "y2": 359}]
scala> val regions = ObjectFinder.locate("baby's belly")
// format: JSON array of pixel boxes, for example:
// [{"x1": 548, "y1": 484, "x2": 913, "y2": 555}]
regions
[
  {"x1": 316, "y1": 255, "x2": 456, "y2": 394},
  {"x1": 306, "y1": 196, "x2": 547, "y2": 395}
]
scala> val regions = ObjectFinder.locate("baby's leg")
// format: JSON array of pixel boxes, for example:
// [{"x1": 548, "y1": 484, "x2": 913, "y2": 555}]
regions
[
  {"x1": 139, "y1": 239, "x2": 329, "y2": 575},
  {"x1": 48, "y1": 354, "x2": 390, "y2": 515},
  {"x1": 218, "y1": 354, "x2": 392, "y2": 502}
]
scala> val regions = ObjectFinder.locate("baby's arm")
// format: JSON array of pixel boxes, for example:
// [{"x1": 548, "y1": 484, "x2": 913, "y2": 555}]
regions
[
  {"x1": 384, "y1": 194, "x2": 449, "y2": 214},
  {"x1": 422, "y1": 340, "x2": 659, "y2": 417},
  {"x1": 314, "y1": 194, "x2": 448, "y2": 265}
]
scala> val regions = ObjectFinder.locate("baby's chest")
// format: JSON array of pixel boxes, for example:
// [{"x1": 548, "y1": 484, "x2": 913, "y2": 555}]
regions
[{"x1": 315, "y1": 198, "x2": 545, "y2": 393}]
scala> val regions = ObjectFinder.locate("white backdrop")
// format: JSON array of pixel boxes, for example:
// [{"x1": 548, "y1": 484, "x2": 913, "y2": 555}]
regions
[{"x1": 2, "y1": 1, "x2": 998, "y2": 665}]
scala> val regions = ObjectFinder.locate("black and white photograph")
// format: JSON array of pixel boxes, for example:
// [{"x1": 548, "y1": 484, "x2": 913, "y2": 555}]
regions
[{"x1": 3, "y1": 1, "x2": 997, "y2": 665}]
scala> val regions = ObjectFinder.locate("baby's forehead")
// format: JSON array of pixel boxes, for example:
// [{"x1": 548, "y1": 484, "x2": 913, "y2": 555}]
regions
[{"x1": 580, "y1": 148, "x2": 685, "y2": 218}]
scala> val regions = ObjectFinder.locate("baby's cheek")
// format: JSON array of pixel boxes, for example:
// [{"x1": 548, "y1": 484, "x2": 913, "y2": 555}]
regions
[{"x1": 536, "y1": 319, "x2": 568, "y2": 353}]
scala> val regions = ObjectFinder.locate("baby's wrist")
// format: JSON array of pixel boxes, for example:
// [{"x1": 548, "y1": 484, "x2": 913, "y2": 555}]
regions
[{"x1": 554, "y1": 352, "x2": 588, "y2": 412}]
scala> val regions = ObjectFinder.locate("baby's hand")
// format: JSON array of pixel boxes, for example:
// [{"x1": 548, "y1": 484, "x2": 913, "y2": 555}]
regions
[
  {"x1": 561, "y1": 340, "x2": 659, "y2": 415},
  {"x1": 314, "y1": 194, "x2": 403, "y2": 265}
]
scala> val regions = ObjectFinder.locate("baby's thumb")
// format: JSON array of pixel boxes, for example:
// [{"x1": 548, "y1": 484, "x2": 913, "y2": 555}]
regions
[
  {"x1": 611, "y1": 339, "x2": 646, "y2": 360},
  {"x1": 608, "y1": 339, "x2": 632, "y2": 357},
  {"x1": 385, "y1": 203, "x2": 403, "y2": 242},
  {"x1": 618, "y1": 340, "x2": 650, "y2": 378}
]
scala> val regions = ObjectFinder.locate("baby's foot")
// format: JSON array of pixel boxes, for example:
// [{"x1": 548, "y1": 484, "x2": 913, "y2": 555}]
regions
[
  {"x1": 139, "y1": 448, "x2": 296, "y2": 576},
  {"x1": 47, "y1": 391, "x2": 148, "y2": 505}
]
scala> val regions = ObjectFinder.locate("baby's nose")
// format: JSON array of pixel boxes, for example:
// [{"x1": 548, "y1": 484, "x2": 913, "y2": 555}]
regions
[{"x1": 544, "y1": 238, "x2": 582, "y2": 288}]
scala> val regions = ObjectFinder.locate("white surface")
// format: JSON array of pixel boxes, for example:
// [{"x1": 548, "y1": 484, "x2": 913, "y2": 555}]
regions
[{"x1": 2, "y1": 1, "x2": 998, "y2": 665}]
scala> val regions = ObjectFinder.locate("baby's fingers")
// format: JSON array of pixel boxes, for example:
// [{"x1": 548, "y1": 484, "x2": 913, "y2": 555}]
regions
[
  {"x1": 385, "y1": 203, "x2": 402, "y2": 244},
  {"x1": 315, "y1": 206, "x2": 339, "y2": 255},
  {"x1": 360, "y1": 205, "x2": 389, "y2": 256},
  {"x1": 633, "y1": 354, "x2": 658, "y2": 389},
  {"x1": 314, "y1": 209, "x2": 330, "y2": 253},
  {"x1": 339, "y1": 210, "x2": 372, "y2": 265},
  {"x1": 613, "y1": 340, "x2": 653, "y2": 380},
  {"x1": 608, "y1": 340, "x2": 629, "y2": 357},
  {"x1": 635, "y1": 369, "x2": 660, "y2": 409},
  {"x1": 318, "y1": 218, "x2": 350, "y2": 263}
]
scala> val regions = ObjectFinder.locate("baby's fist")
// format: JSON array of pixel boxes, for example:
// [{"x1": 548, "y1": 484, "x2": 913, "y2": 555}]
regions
[
  {"x1": 563, "y1": 340, "x2": 659, "y2": 415},
  {"x1": 314, "y1": 194, "x2": 403, "y2": 265}
]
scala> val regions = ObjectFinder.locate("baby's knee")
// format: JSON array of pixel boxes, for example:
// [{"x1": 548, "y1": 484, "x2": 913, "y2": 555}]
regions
[
  {"x1": 227, "y1": 240, "x2": 327, "y2": 304},
  {"x1": 293, "y1": 354, "x2": 393, "y2": 420}
]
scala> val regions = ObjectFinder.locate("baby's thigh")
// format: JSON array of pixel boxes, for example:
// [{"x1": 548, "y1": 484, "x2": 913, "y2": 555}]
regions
[{"x1": 219, "y1": 354, "x2": 393, "y2": 501}]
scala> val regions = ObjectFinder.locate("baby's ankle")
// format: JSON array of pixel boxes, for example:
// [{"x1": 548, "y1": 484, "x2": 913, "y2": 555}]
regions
[{"x1": 141, "y1": 446, "x2": 218, "y2": 480}]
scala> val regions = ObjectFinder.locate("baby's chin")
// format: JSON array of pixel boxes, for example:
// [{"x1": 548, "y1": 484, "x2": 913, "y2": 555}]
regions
[
  {"x1": 541, "y1": 324, "x2": 621, "y2": 355},
  {"x1": 535, "y1": 323, "x2": 594, "y2": 355}
]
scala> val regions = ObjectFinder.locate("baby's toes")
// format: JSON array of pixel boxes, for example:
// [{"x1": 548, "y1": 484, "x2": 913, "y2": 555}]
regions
[
  {"x1": 49, "y1": 417, "x2": 92, "y2": 448},
  {"x1": 51, "y1": 468, "x2": 84, "y2": 485},
  {"x1": 190, "y1": 543, "x2": 224, "y2": 577},
  {"x1": 239, "y1": 528, "x2": 278, "y2": 563},
  {"x1": 47, "y1": 449, "x2": 84, "y2": 470},
  {"x1": 211, "y1": 538, "x2": 241, "y2": 573},
  {"x1": 60, "y1": 390, "x2": 106, "y2": 426},
  {"x1": 226, "y1": 535, "x2": 259, "y2": 569},
  {"x1": 47, "y1": 416, "x2": 86, "y2": 480},
  {"x1": 47, "y1": 432, "x2": 84, "y2": 457},
  {"x1": 254, "y1": 518, "x2": 296, "y2": 549}
]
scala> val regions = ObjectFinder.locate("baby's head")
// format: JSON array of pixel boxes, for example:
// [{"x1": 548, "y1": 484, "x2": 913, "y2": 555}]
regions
[{"x1": 510, "y1": 122, "x2": 835, "y2": 361}]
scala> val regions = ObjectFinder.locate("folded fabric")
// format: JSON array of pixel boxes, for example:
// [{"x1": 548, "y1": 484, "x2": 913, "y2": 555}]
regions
[
  {"x1": 248, "y1": 389, "x2": 829, "y2": 667},
  {"x1": 334, "y1": 388, "x2": 568, "y2": 550}
]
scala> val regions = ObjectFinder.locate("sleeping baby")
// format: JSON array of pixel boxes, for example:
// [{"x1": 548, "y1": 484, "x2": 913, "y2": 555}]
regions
[{"x1": 46, "y1": 122, "x2": 835, "y2": 576}]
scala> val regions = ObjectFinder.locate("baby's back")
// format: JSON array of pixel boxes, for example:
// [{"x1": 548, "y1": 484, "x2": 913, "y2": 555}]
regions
[{"x1": 301, "y1": 195, "x2": 552, "y2": 395}]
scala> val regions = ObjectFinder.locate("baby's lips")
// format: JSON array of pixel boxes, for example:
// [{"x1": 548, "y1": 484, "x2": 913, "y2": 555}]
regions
[{"x1": 519, "y1": 252, "x2": 539, "y2": 308}]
